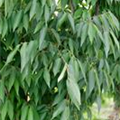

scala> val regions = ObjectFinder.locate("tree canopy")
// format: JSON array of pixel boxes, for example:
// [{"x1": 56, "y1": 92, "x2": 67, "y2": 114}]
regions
[{"x1": 0, "y1": 0, "x2": 120, "y2": 120}]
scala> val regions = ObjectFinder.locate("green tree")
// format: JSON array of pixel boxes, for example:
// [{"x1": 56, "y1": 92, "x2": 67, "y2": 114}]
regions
[{"x1": 0, "y1": 0, "x2": 120, "y2": 120}]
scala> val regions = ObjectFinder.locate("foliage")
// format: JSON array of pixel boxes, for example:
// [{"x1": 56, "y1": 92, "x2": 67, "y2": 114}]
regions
[{"x1": 0, "y1": 0, "x2": 120, "y2": 120}]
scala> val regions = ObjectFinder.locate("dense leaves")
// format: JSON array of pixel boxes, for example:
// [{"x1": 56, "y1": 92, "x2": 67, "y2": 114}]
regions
[{"x1": 0, "y1": 0, "x2": 120, "y2": 120}]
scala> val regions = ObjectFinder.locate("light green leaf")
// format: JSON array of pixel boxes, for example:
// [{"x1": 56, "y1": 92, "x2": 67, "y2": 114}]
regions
[
  {"x1": 43, "y1": 68, "x2": 50, "y2": 87},
  {"x1": 23, "y1": 14, "x2": 29, "y2": 31},
  {"x1": 8, "y1": 100, "x2": 14, "y2": 120},
  {"x1": 66, "y1": 79, "x2": 81, "y2": 110},
  {"x1": 34, "y1": 21, "x2": 44, "y2": 34},
  {"x1": 61, "y1": 106, "x2": 70, "y2": 120},
  {"x1": 110, "y1": 30, "x2": 119, "y2": 50},
  {"x1": 44, "y1": 4, "x2": 49, "y2": 23},
  {"x1": 88, "y1": 22, "x2": 96, "y2": 44},
  {"x1": 27, "y1": 106, "x2": 34, "y2": 120},
  {"x1": 51, "y1": 28, "x2": 61, "y2": 45},
  {"x1": 81, "y1": 23, "x2": 88, "y2": 46},
  {"x1": 77, "y1": 60, "x2": 87, "y2": 83},
  {"x1": 88, "y1": 69, "x2": 95, "y2": 97},
  {"x1": 67, "y1": 13, "x2": 75, "y2": 33},
  {"x1": 30, "y1": 0, "x2": 37, "y2": 20},
  {"x1": 1, "y1": 100, "x2": 8, "y2": 120},
  {"x1": 56, "y1": 12, "x2": 67, "y2": 29},
  {"x1": 0, "y1": 0, "x2": 4, "y2": 7},
  {"x1": 61, "y1": 0, "x2": 68, "y2": 8},
  {"x1": 103, "y1": 32, "x2": 110, "y2": 57},
  {"x1": 52, "y1": 100, "x2": 66, "y2": 119},
  {"x1": 39, "y1": 26, "x2": 47, "y2": 50},
  {"x1": 2, "y1": 18, "x2": 8, "y2": 38},
  {"x1": 13, "y1": 10, "x2": 23, "y2": 31},
  {"x1": 21, "y1": 105, "x2": 28, "y2": 120},
  {"x1": 0, "y1": 80, "x2": 4, "y2": 102},
  {"x1": 53, "y1": 58, "x2": 62, "y2": 76},
  {"x1": 5, "y1": 45, "x2": 20, "y2": 66},
  {"x1": 58, "y1": 63, "x2": 67, "y2": 82},
  {"x1": 94, "y1": 69, "x2": 100, "y2": 95}
]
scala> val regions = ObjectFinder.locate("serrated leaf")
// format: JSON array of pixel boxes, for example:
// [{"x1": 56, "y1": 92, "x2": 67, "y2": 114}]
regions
[
  {"x1": 43, "y1": 68, "x2": 50, "y2": 87},
  {"x1": 66, "y1": 79, "x2": 81, "y2": 110},
  {"x1": 58, "y1": 63, "x2": 67, "y2": 82},
  {"x1": 13, "y1": 10, "x2": 23, "y2": 31}
]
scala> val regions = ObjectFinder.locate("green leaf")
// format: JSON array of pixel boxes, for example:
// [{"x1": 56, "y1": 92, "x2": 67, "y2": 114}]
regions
[
  {"x1": 39, "y1": 26, "x2": 47, "y2": 50},
  {"x1": 58, "y1": 63, "x2": 67, "y2": 82},
  {"x1": 61, "y1": 0, "x2": 68, "y2": 8},
  {"x1": 2, "y1": 18, "x2": 8, "y2": 38},
  {"x1": 103, "y1": 32, "x2": 110, "y2": 57},
  {"x1": 88, "y1": 69, "x2": 95, "y2": 97},
  {"x1": 61, "y1": 106, "x2": 70, "y2": 120},
  {"x1": 66, "y1": 79, "x2": 81, "y2": 110},
  {"x1": 53, "y1": 58, "x2": 62, "y2": 76},
  {"x1": 57, "y1": 12, "x2": 67, "y2": 29},
  {"x1": 30, "y1": 0, "x2": 37, "y2": 20},
  {"x1": 34, "y1": 21, "x2": 44, "y2": 34},
  {"x1": 0, "y1": 0, "x2": 4, "y2": 7},
  {"x1": 81, "y1": 23, "x2": 88, "y2": 46},
  {"x1": 109, "y1": 11, "x2": 119, "y2": 30},
  {"x1": 51, "y1": 28, "x2": 61, "y2": 45},
  {"x1": 5, "y1": 45, "x2": 20, "y2": 66},
  {"x1": 13, "y1": 10, "x2": 23, "y2": 31},
  {"x1": 67, "y1": 13, "x2": 75, "y2": 33},
  {"x1": 43, "y1": 68, "x2": 51, "y2": 87},
  {"x1": 8, "y1": 100, "x2": 14, "y2": 120},
  {"x1": 94, "y1": 69, "x2": 101, "y2": 95},
  {"x1": 52, "y1": 100, "x2": 66, "y2": 119},
  {"x1": 1, "y1": 100, "x2": 8, "y2": 120},
  {"x1": 27, "y1": 106, "x2": 34, "y2": 120},
  {"x1": 20, "y1": 42, "x2": 27, "y2": 71},
  {"x1": 88, "y1": 22, "x2": 96, "y2": 44},
  {"x1": 110, "y1": 30, "x2": 119, "y2": 50},
  {"x1": 23, "y1": 14, "x2": 29, "y2": 31},
  {"x1": 8, "y1": 69, "x2": 15, "y2": 92},
  {"x1": 77, "y1": 60, "x2": 87, "y2": 83},
  {"x1": 44, "y1": 4, "x2": 49, "y2": 23},
  {"x1": 21, "y1": 105, "x2": 28, "y2": 120},
  {"x1": 14, "y1": 80, "x2": 19, "y2": 96},
  {"x1": 0, "y1": 80, "x2": 4, "y2": 102}
]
